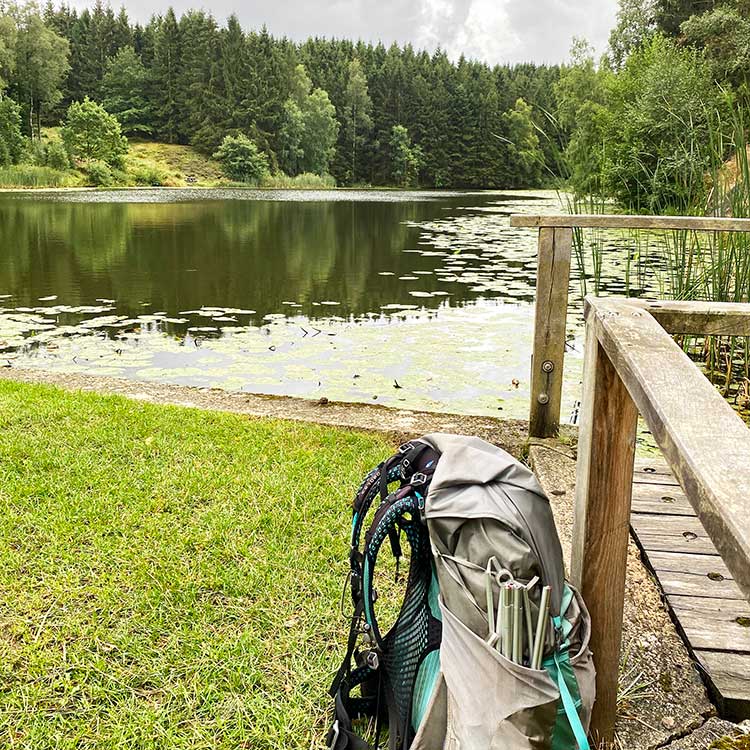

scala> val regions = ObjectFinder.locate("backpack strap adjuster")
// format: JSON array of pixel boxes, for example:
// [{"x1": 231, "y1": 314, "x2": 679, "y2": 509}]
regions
[
  {"x1": 398, "y1": 442, "x2": 415, "y2": 454},
  {"x1": 410, "y1": 472, "x2": 428, "y2": 487}
]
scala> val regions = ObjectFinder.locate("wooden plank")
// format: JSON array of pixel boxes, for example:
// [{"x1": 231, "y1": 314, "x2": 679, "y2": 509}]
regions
[
  {"x1": 647, "y1": 551, "x2": 732, "y2": 578},
  {"x1": 654, "y1": 570, "x2": 744, "y2": 600},
  {"x1": 529, "y1": 226, "x2": 572, "y2": 438},
  {"x1": 631, "y1": 513, "x2": 710, "y2": 538},
  {"x1": 586, "y1": 297, "x2": 750, "y2": 599},
  {"x1": 634, "y1": 456, "x2": 674, "y2": 476},
  {"x1": 631, "y1": 471, "x2": 682, "y2": 487},
  {"x1": 631, "y1": 487, "x2": 695, "y2": 517},
  {"x1": 571, "y1": 322, "x2": 638, "y2": 745},
  {"x1": 631, "y1": 513, "x2": 719, "y2": 555},
  {"x1": 510, "y1": 213, "x2": 750, "y2": 232},
  {"x1": 695, "y1": 651, "x2": 750, "y2": 720},
  {"x1": 668, "y1": 594, "x2": 750, "y2": 616},
  {"x1": 643, "y1": 300, "x2": 750, "y2": 337},
  {"x1": 672, "y1": 609, "x2": 750, "y2": 651}
]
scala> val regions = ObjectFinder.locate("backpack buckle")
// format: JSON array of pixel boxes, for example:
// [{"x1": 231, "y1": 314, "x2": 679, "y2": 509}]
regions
[
  {"x1": 398, "y1": 442, "x2": 414, "y2": 454},
  {"x1": 410, "y1": 472, "x2": 428, "y2": 487}
]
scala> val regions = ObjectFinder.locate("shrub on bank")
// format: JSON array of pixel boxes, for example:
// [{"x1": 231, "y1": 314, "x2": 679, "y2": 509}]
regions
[{"x1": 85, "y1": 160, "x2": 115, "y2": 186}]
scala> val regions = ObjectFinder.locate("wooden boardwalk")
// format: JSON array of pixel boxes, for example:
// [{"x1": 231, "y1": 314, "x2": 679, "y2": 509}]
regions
[{"x1": 631, "y1": 456, "x2": 750, "y2": 719}]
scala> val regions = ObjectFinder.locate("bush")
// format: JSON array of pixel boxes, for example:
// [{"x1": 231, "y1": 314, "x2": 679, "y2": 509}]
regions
[
  {"x1": 0, "y1": 98, "x2": 23, "y2": 167},
  {"x1": 212, "y1": 134, "x2": 269, "y2": 183},
  {"x1": 44, "y1": 140, "x2": 70, "y2": 170},
  {"x1": 62, "y1": 98, "x2": 129, "y2": 167},
  {"x1": 85, "y1": 160, "x2": 114, "y2": 186},
  {"x1": 131, "y1": 164, "x2": 168, "y2": 186}
]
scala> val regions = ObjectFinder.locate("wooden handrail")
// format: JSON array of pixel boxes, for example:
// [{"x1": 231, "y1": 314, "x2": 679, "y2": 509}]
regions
[
  {"x1": 511, "y1": 214, "x2": 750, "y2": 232},
  {"x1": 512, "y1": 212, "x2": 750, "y2": 438},
  {"x1": 573, "y1": 297, "x2": 750, "y2": 745}
]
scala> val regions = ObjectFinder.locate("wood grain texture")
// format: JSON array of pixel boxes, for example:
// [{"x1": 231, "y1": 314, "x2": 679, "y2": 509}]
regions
[
  {"x1": 644, "y1": 300, "x2": 750, "y2": 336},
  {"x1": 695, "y1": 651, "x2": 750, "y2": 719},
  {"x1": 572, "y1": 322, "x2": 638, "y2": 744},
  {"x1": 585, "y1": 297, "x2": 750, "y2": 599},
  {"x1": 510, "y1": 214, "x2": 750, "y2": 232},
  {"x1": 646, "y1": 550, "x2": 732, "y2": 578},
  {"x1": 529, "y1": 227, "x2": 572, "y2": 438}
]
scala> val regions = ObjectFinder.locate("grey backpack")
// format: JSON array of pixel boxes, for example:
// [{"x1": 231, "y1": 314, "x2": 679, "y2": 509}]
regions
[{"x1": 328, "y1": 434, "x2": 596, "y2": 750}]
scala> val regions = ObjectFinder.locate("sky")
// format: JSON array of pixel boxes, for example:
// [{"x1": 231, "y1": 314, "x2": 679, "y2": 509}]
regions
[{"x1": 68, "y1": 0, "x2": 621, "y2": 66}]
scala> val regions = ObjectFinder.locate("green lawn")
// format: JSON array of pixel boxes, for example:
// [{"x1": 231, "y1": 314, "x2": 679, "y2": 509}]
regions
[{"x1": 0, "y1": 381, "x2": 394, "y2": 749}]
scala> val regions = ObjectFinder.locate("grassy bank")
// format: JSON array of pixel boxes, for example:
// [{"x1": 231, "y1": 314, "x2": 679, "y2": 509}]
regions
[
  {"x1": 0, "y1": 136, "x2": 343, "y2": 190},
  {"x1": 0, "y1": 380, "x2": 393, "y2": 748}
]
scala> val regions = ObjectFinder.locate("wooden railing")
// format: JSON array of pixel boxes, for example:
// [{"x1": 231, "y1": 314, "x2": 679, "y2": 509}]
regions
[
  {"x1": 572, "y1": 296, "x2": 750, "y2": 745},
  {"x1": 509, "y1": 214, "x2": 750, "y2": 438}
]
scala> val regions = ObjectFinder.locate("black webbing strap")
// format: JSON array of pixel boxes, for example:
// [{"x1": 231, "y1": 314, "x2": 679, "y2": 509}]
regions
[
  {"x1": 329, "y1": 599, "x2": 364, "y2": 697},
  {"x1": 327, "y1": 689, "x2": 372, "y2": 750}
]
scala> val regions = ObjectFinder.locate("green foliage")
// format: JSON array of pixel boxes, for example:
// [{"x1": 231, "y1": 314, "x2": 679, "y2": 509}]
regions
[
  {"x1": 85, "y1": 158, "x2": 114, "y2": 185},
  {"x1": 560, "y1": 34, "x2": 728, "y2": 212},
  {"x1": 11, "y1": 8, "x2": 69, "y2": 138},
  {"x1": 653, "y1": 0, "x2": 720, "y2": 36},
  {"x1": 0, "y1": 12, "x2": 17, "y2": 93},
  {"x1": 502, "y1": 98, "x2": 545, "y2": 188},
  {"x1": 608, "y1": 0, "x2": 657, "y2": 68},
  {"x1": 0, "y1": 96, "x2": 23, "y2": 166},
  {"x1": 0, "y1": 163, "x2": 74, "y2": 186},
  {"x1": 212, "y1": 133, "x2": 269, "y2": 182},
  {"x1": 601, "y1": 35, "x2": 727, "y2": 211},
  {"x1": 681, "y1": 6, "x2": 750, "y2": 91},
  {"x1": 389, "y1": 124, "x2": 421, "y2": 187},
  {"x1": 342, "y1": 58, "x2": 373, "y2": 183},
  {"x1": 102, "y1": 46, "x2": 152, "y2": 136},
  {"x1": 151, "y1": 8, "x2": 181, "y2": 143},
  {"x1": 61, "y1": 97, "x2": 128, "y2": 166},
  {"x1": 278, "y1": 64, "x2": 339, "y2": 176},
  {"x1": 258, "y1": 171, "x2": 336, "y2": 189},
  {"x1": 2, "y1": 1, "x2": 571, "y2": 188},
  {"x1": 43, "y1": 138, "x2": 70, "y2": 170},
  {"x1": 130, "y1": 163, "x2": 168, "y2": 186}
]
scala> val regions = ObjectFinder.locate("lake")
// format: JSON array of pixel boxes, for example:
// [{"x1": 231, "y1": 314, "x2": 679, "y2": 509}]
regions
[{"x1": 0, "y1": 188, "x2": 598, "y2": 420}]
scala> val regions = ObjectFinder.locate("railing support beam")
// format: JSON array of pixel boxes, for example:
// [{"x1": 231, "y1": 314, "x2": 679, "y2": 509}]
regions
[
  {"x1": 571, "y1": 319, "x2": 638, "y2": 746},
  {"x1": 529, "y1": 226, "x2": 572, "y2": 438}
]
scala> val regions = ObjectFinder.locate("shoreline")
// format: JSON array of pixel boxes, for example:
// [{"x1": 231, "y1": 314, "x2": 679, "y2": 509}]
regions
[{"x1": 0, "y1": 366, "x2": 532, "y2": 455}]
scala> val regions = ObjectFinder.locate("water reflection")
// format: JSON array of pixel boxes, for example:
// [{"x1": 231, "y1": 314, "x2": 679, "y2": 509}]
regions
[{"x1": 0, "y1": 189, "x2": 593, "y2": 418}]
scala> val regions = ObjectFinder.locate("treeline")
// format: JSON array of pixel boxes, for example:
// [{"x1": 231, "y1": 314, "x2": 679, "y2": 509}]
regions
[
  {"x1": 0, "y1": 1, "x2": 565, "y2": 188},
  {"x1": 559, "y1": 0, "x2": 750, "y2": 212}
]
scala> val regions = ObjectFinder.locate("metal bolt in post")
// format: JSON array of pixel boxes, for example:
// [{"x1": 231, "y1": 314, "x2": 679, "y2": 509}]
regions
[
  {"x1": 537, "y1": 393, "x2": 550, "y2": 405},
  {"x1": 542, "y1": 360, "x2": 555, "y2": 373}
]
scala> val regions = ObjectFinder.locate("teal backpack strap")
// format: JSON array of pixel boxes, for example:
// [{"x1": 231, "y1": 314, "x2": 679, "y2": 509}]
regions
[
  {"x1": 544, "y1": 584, "x2": 590, "y2": 750},
  {"x1": 551, "y1": 642, "x2": 590, "y2": 750}
]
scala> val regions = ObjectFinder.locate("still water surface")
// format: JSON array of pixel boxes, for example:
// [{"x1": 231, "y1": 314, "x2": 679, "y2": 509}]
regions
[{"x1": 0, "y1": 188, "x2": 601, "y2": 418}]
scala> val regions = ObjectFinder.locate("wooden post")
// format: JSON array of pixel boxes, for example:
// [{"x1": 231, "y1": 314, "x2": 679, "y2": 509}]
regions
[
  {"x1": 529, "y1": 226, "x2": 572, "y2": 438},
  {"x1": 571, "y1": 319, "x2": 638, "y2": 746}
]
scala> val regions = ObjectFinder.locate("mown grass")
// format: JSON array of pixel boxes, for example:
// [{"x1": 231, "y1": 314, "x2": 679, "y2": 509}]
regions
[{"x1": 0, "y1": 380, "x2": 394, "y2": 749}]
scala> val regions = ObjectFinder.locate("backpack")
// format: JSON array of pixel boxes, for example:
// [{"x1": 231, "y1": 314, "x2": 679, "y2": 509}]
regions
[{"x1": 327, "y1": 434, "x2": 596, "y2": 750}]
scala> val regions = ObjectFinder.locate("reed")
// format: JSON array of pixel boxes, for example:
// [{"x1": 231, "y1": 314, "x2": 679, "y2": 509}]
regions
[
  {"x1": 0, "y1": 164, "x2": 78, "y2": 188},
  {"x1": 565, "y1": 99, "x2": 750, "y2": 417}
]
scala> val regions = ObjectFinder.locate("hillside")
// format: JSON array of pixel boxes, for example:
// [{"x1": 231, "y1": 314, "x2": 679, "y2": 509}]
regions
[{"x1": 124, "y1": 141, "x2": 225, "y2": 186}]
